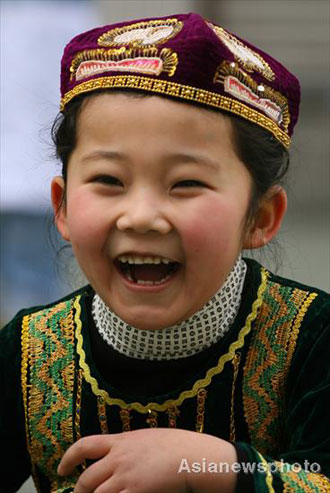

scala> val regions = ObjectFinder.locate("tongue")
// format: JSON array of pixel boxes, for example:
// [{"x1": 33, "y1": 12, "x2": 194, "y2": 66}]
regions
[{"x1": 130, "y1": 263, "x2": 173, "y2": 282}]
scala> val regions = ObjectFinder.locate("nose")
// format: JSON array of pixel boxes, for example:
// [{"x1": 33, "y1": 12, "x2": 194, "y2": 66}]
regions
[{"x1": 116, "y1": 192, "x2": 172, "y2": 235}]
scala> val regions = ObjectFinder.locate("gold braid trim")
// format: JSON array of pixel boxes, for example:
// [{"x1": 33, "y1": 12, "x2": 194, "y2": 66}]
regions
[
  {"x1": 74, "y1": 369, "x2": 83, "y2": 441},
  {"x1": 60, "y1": 76, "x2": 290, "y2": 148},
  {"x1": 195, "y1": 388, "x2": 207, "y2": 433},
  {"x1": 119, "y1": 409, "x2": 131, "y2": 431},
  {"x1": 166, "y1": 404, "x2": 180, "y2": 428},
  {"x1": 75, "y1": 369, "x2": 86, "y2": 471},
  {"x1": 21, "y1": 315, "x2": 41, "y2": 493},
  {"x1": 97, "y1": 396, "x2": 109, "y2": 434},
  {"x1": 230, "y1": 352, "x2": 241, "y2": 442},
  {"x1": 21, "y1": 315, "x2": 31, "y2": 455},
  {"x1": 146, "y1": 409, "x2": 158, "y2": 428},
  {"x1": 75, "y1": 269, "x2": 269, "y2": 413}
]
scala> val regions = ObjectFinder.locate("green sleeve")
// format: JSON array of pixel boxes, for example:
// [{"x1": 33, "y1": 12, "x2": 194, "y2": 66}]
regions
[
  {"x1": 0, "y1": 312, "x2": 32, "y2": 492},
  {"x1": 236, "y1": 295, "x2": 330, "y2": 492}
]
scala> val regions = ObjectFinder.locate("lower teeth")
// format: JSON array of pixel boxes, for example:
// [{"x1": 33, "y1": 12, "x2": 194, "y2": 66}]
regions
[{"x1": 136, "y1": 274, "x2": 171, "y2": 286}]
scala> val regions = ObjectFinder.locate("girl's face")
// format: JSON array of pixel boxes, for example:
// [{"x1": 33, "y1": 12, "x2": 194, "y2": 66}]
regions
[{"x1": 54, "y1": 93, "x2": 253, "y2": 330}]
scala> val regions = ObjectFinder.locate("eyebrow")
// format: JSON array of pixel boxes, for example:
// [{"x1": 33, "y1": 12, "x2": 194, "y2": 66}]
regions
[
  {"x1": 81, "y1": 150, "x2": 126, "y2": 163},
  {"x1": 81, "y1": 150, "x2": 220, "y2": 171},
  {"x1": 164, "y1": 152, "x2": 220, "y2": 171}
]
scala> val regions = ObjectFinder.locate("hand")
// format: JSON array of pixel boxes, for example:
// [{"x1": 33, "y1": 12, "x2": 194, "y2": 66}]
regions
[{"x1": 58, "y1": 428, "x2": 237, "y2": 493}]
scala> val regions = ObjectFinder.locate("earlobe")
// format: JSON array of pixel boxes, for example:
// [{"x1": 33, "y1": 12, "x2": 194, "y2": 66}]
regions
[
  {"x1": 243, "y1": 187, "x2": 287, "y2": 250},
  {"x1": 51, "y1": 176, "x2": 70, "y2": 242}
]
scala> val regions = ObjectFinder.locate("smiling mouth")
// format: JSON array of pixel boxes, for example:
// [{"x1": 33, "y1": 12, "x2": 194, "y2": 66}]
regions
[{"x1": 114, "y1": 256, "x2": 181, "y2": 286}]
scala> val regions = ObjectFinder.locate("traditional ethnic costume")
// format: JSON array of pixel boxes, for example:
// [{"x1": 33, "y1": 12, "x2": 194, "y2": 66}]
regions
[
  {"x1": 1, "y1": 259, "x2": 330, "y2": 492},
  {"x1": 1, "y1": 13, "x2": 329, "y2": 493}
]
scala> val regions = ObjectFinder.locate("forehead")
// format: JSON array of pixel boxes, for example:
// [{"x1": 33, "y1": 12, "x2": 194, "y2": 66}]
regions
[
  {"x1": 73, "y1": 92, "x2": 242, "y2": 172},
  {"x1": 77, "y1": 92, "x2": 234, "y2": 142}
]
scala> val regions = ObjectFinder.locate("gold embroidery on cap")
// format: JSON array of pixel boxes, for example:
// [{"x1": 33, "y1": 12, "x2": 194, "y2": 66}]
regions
[
  {"x1": 215, "y1": 61, "x2": 290, "y2": 132},
  {"x1": 70, "y1": 47, "x2": 178, "y2": 81},
  {"x1": 98, "y1": 19, "x2": 183, "y2": 48},
  {"x1": 207, "y1": 22, "x2": 275, "y2": 81},
  {"x1": 61, "y1": 75, "x2": 291, "y2": 148}
]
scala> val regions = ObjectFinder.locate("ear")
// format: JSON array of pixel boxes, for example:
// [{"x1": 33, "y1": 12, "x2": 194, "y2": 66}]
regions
[
  {"x1": 243, "y1": 186, "x2": 287, "y2": 249},
  {"x1": 51, "y1": 176, "x2": 70, "y2": 242}
]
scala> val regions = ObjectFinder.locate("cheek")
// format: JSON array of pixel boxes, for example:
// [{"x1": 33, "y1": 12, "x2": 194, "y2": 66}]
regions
[
  {"x1": 65, "y1": 191, "x2": 109, "y2": 246},
  {"x1": 178, "y1": 196, "x2": 246, "y2": 257}
]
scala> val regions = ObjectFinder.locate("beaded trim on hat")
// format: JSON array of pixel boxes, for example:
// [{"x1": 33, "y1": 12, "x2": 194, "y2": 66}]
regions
[
  {"x1": 60, "y1": 76, "x2": 290, "y2": 148},
  {"x1": 92, "y1": 257, "x2": 247, "y2": 361}
]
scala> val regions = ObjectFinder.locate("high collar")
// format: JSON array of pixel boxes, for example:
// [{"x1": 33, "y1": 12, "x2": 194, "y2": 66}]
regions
[{"x1": 92, "y1": 257, "x2": 247, "y2": 361}]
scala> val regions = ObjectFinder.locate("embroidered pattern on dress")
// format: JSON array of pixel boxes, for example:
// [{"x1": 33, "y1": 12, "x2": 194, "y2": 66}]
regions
[
  {"x1": 60, "y1": 75, "x2": 291, "y2": 148},
  {"x1": 195, "y1": 388, "x2": 207, "y2": 432},
  {"x1": 98, "y1": 18, "x2": 183, "y2": 48},
  {"x1": 206, "y1": 21, "x2": 275, "y2": 81},
  {"x1": 242, "y1": 282, "x2": 318, "y2": 457},
  {"x1": 70, "y1": 47, "x2": 178, "y2": 82},
  {"x1": 146, "y1": 409, "x2": 158, "y2": 428},
  {"x1": 166, "y1": 404, "x2": 180, "y2": 428},
  {"x1": 97, "y1": 397, "x2": 109, "y2": 434},
  {"x1": 273, "y1": 461, "x2": 330, "y2": 492},
  {"x1": 214, "y1": 61, "x2": 290, "y2": 131},
  {"x1": 119, "y1": 409, "x2": 131, "y2": 431},
  {"x1": 21, "y1": 298, "x2": 79, "y2": 491}
]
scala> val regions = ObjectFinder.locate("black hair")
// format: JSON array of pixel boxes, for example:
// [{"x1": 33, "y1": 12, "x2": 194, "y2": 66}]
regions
[
  {"x1": 230, "y1": 117, "x2": 289, "y2": 229},
  {"x1": 51, "y1": 90, "x2": 290, "y2": 233}
]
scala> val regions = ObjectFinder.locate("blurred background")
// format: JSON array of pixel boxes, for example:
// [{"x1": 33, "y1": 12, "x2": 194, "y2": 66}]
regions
[{"x1": 0, "y1": 1, "x2": 329, "y2": 490}]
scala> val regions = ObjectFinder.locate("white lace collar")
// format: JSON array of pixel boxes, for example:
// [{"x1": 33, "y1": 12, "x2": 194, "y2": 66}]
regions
[{"x1": 92, "y1": 257, "x2": 247, "y2": 361}]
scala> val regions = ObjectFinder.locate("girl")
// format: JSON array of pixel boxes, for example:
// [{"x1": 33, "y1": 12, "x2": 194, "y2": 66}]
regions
[{"x1": 1, "y1": 12, "x2": 329, "y2": 493}]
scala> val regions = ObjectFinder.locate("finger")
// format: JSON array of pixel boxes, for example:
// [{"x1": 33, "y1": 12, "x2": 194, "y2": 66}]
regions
[
  {"x1": 58, "y1": 435, "x2": 112, "y2": 476},
  {"x1": 94, "y1": 475, "x2": 126, "y2": 493},
  {"x1": 73, "y1": 456, "x2": 114, "y2": 493}
]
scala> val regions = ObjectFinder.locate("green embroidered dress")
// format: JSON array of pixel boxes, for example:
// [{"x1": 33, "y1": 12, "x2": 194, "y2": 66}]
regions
[{"x1": 1, "y1": 260, "x2": 329, "y2": 492}]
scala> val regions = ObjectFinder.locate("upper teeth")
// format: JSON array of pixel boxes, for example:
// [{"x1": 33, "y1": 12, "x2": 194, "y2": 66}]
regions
[{"x1": 118, "y1": 255, "x2": 172, "y2": 264}]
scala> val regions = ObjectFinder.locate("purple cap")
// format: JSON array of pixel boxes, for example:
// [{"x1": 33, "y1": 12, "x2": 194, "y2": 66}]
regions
[{"x1": 60, "y1": 12, "x2": 301, "y2": 148}]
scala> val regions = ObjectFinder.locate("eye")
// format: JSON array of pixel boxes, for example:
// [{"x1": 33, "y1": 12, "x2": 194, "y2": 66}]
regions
[
  {"x1": 93, "y1": 175, "x2": 123, "y2": 186},
  {"x1": 173, "y1": 180, "x2": 206, "y2": 188}
]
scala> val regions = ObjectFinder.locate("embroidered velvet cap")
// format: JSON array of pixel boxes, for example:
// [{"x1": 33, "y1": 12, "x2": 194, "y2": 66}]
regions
[{"x1": 60, "y1": 12, "x2": 300, "y2": 148}]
